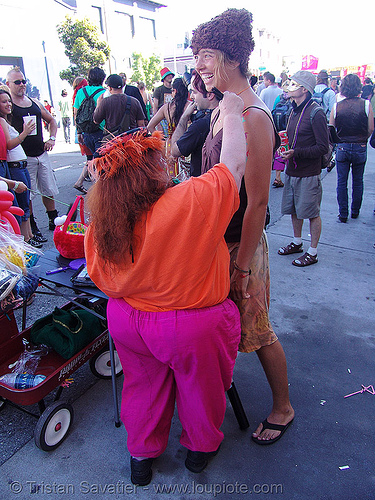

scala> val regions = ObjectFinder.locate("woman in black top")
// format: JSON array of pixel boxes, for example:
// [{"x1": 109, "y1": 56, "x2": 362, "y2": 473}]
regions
[{"x1": 330, "y1": 74, "x2": 374, "y2": 222}]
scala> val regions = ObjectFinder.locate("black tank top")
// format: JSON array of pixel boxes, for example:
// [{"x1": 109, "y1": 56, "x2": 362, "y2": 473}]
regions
[
  {"x1": 11, "y1": 99, "x2": 45, "y2": 157},
  {"x1": 202, "y1": 106, "x2": 279, "y2": 243}
]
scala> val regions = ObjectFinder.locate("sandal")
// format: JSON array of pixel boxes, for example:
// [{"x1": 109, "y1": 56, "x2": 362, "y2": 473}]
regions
[
  {"x1": 73, "y1": 185, "x2": 87, "y2": 195},
  {"x1": 273, "y1": 179, "x2": 284, "y2": 188},
  {"x1": 278, "y1": 242, "x2": 303, "y2": 255},
  {"x1": 292, "y1": 252, "x2": 318, "y2": 267},
  {"x1": 251, "y1": 418, "x2": 294, "y2": 446}
]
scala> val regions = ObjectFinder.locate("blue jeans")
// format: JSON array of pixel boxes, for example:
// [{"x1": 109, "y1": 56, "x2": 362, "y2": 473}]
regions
[
  {"x1": 0, "y1": 160, "x2": 21, "y2": 224},
  {"x1": 8, "y1": 161, "x2": 31, "y2": 221},
  {"x1": 83, "y1": 130, "x2": 103, "y2": 157},
  {"x1": 336, "y1": 143, "x2": 367, "y2": 218}
]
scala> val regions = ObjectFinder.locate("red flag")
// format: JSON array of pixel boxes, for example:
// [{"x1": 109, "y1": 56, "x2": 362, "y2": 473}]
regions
[
  {"x1": 302, "y1": 55, "x2": 319, "y2": 71},
  {"x1": 357, "y1": 65, "x2": 367, "y2": 81}
]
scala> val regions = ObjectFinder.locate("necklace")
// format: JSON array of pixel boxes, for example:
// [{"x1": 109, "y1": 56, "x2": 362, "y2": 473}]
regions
[{"x1": 236, "y1": 84, "x2": 251, "y2": 96}]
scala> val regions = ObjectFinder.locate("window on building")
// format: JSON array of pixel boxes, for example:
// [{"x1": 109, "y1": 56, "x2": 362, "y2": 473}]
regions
[
  {"x1": 138, "y1": 17, "x2": 156, "y2": 40},
  {"x1": 92, "y1": 6, "x2": 104, "y2": 34},
  {"x1": 114, "y1": 11, "x2": 135, "y2": 38}
]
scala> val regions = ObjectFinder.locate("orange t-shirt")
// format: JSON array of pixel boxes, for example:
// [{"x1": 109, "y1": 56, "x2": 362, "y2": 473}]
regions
[{"x1": 85, "y1": 163, "x2": 239, "y2": 311}]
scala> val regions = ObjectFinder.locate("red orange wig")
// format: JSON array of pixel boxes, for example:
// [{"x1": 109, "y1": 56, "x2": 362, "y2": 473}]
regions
[{"x1": 86, "y1": 130, "x2": 172, "y2": 266}]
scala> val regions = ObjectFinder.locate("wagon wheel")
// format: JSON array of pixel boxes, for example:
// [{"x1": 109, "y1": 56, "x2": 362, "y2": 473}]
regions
[
  {"x1": 34, "y1": 401, "x2": 74, "y2": 451},
  {"x1": 89, "y1": 348, "x2": 123, "y2": 379}
]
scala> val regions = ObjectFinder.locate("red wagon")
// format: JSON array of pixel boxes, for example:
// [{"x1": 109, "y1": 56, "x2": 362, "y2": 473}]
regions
[{"x1": 0, "y1": 300, "x2": 122, "y2": 451}]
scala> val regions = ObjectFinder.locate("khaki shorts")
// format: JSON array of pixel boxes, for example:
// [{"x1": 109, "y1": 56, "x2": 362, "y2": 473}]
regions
[
  {"x1": 281, "y1": 174, "x2": 322, "y2": 219},
  {"x1": 227, "y1": 232, "x2": 278, "y2": 353},
  {"x1": 27, "y1": 152, "x2": 59, "y2": 200}
]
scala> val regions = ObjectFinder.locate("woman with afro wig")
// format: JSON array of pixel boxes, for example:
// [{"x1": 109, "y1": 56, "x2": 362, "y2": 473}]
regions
[
  {"x1": 191, "y1": 8, "x2": 294, "y2": 445},
  {"x1": 85, "y1": 92, "x2": 246, "y2": 484}
]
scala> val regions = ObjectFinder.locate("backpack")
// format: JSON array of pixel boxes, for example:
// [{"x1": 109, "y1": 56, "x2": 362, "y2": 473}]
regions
[
  {"x1": 310, "y1": 104, "x2": 334, "y2": 169},
  {"x1": 311, "y1": 87, "x2": 331, "y2": 119},
  {"x1": 271, "y1": 96, "x2": 293, "y2": 132},
  {"x1": 76, "y1": 88, "x2": 103, "y2": 134}
]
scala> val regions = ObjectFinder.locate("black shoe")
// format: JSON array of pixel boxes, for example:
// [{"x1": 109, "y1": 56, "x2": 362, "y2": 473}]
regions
[
  {"x1": 185, "y1": 446, "x2": 220, "y2": 473},
  {"x1": 337, "y1": 215, "x2": 347, "y2": 223},
  {"x1": 351, "y1": 213, "x2": 359, "y2": 219},
  {"x1": 47, "y1": 210, "x2": 59, "y2": 230},
  {"x1": 130, "y1": 458, "x2": 153, "y2": 486},
  {"x1": 27, "y1": 236, "x2": 43, "y2": 249},
  {"x1": 33, "y1": 232, "x2": 48, "y2": 243}
]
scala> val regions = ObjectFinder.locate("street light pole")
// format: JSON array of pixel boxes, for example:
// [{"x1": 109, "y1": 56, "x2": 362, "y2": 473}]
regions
[{"x1": 42, "y1": 40, "x2": 54, "y2": 107}]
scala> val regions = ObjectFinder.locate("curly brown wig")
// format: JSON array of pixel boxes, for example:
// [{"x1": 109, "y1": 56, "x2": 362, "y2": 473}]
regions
[
  {"x1": 190, "y1": 9, "x2": 254, "y2": 76},
  {"x1": 87, "y1": 130, "x2": 171, "y2": 266}
]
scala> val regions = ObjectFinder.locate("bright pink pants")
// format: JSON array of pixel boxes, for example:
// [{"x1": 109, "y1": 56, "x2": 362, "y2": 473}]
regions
[{"x1": 107, "y1": 298, "x2": 241, "y2": 458}]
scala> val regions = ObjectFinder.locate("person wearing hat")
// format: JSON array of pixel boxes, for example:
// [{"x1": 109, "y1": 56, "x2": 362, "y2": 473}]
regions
[
  {"x1": 192, "y1": 8, "x2": 295, "y2": 446},
  {"x1": 314, "y1": 70, "x2": 336, "y2": 121},
  {"x1": 93, "y1": 74, "x2": 145, "y2": 141},
  {"x1": 152, "y1": 67, "x2": 174, "y2": 121},
  {"x1": 278, "y1": 70, "x2": 329, "y2": 266}
]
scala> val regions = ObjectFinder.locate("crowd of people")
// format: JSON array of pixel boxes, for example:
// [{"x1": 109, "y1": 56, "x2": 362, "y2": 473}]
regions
[{"x1": 1, "y1": 6, "x2": 375, "y2": 487}]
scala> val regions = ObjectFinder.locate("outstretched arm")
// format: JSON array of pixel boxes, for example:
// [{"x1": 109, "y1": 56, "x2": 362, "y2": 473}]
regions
[
  {"x1": 171, "y1": 101, "x2": 196, "y2": 157},
  {"x1": 147, "y1": 104, "x2": 167, "y2": 133},
  {"x1": 219, "y1": 92, "x2": 246, "y2": 190}
]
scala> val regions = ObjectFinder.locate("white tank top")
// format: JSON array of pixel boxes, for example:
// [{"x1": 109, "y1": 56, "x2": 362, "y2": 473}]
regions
[{"x1": 7, "y1": 124, "x2": 27, "y2": 162}]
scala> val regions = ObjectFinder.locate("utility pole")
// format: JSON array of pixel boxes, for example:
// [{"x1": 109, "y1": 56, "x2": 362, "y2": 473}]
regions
[{"x1": 42, "y1": 41, "x2": 54, "y2": 107}]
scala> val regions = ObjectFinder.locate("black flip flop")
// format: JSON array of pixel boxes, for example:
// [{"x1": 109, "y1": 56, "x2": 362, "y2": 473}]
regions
[{"x1": 251, "y1": 418, "x2": 294, "y2": 445}]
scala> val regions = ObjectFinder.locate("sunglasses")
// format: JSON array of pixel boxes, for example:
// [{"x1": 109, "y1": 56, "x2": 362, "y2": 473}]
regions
[{"x1": 12, "y1": 79, "x2": 27, "y2": 85}]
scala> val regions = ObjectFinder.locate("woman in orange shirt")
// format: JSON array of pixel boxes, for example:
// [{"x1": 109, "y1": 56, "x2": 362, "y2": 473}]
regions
[{"x1": 85, "y1": 92, "x2": 246, "y2": 485}]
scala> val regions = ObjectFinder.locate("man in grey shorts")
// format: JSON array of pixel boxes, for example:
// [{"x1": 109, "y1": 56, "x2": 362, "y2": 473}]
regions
[{"x1": 277, "y1": 71, "x2": 329, "y2": 267}]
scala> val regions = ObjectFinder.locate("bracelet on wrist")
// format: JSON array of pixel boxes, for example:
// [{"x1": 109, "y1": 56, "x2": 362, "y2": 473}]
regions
[
  {"x1": 13, "y1": 181, "x2": 20, "y2": 191},
  {"x1": 233, "y1": 260, "x2": 251, "y2": 276}
]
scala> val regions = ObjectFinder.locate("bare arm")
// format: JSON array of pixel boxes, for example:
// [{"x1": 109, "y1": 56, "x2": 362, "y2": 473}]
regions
[
  {"x1": 0, "y1": 117, "x2": 35, "y2": 150},
  {"x1": 34, "y1": 99, "x2": 57, "y2": 150},
  {"x1": 171, "y1": 101, "x2": 196, "y2": 157},
  {"x1": 230, "y1": 106, "x2": 274, "y2": 300},
  {"x1": 219, "y1": 92, "x2": 246, "y2": 190},
  {"x1": 0, "y1": 176, "x2": 27, "y2": 193},
  {"x1": 147, "y1": 104, "x2": 168, "y2": 133}
]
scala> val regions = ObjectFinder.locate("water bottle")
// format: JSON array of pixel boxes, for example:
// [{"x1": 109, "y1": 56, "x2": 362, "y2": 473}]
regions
[{"x1": 0, "y1": 373, "x2": 46, "y2": 389}]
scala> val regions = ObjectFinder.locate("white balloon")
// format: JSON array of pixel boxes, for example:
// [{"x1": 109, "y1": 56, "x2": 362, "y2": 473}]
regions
[
  {"x1": 0, "y1": 180, "x2": 9, "y2": 191},
  {"x1": 54, "y1": 215, "x2": 67, "y2": 226}
]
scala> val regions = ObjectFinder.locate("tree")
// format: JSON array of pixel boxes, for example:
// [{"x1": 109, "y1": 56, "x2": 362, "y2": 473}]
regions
[
  {"x1": 130, "y1": 53, "x2": 161, "y2": 90},
  {"x1": 57, "y1": 16, "x2": 110, "y2": 85}
]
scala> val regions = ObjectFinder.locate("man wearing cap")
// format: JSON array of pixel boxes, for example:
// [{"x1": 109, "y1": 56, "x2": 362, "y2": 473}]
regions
[
  {"x1": 259, "y1": 72, "x2": 283, "y2": 111},
  {"x1": 278, "y1": 70, "x2": 329, "y2": 267},
  {"x1": 93, "y1": 74, "x2": 145, "y2": 140},
  {"x1": 314, "y1": 70, "x2": 336, "y2": 121},
  {"x1": 153, "y1": 67, "x2": 174, "y2": 115}
]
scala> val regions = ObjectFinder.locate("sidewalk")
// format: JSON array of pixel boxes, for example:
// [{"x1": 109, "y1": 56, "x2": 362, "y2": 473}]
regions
[{"x1": 1, "y1": 148, "x2": 374, "y2": 500}]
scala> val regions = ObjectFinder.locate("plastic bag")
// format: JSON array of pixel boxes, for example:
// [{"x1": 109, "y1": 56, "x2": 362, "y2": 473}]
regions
[
  {"x1": 8, "y1": 338, "x2": 49, "y2": 375},
  {"x1": 0, "y1": 226, "x2": 43, "y2": 274}
]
